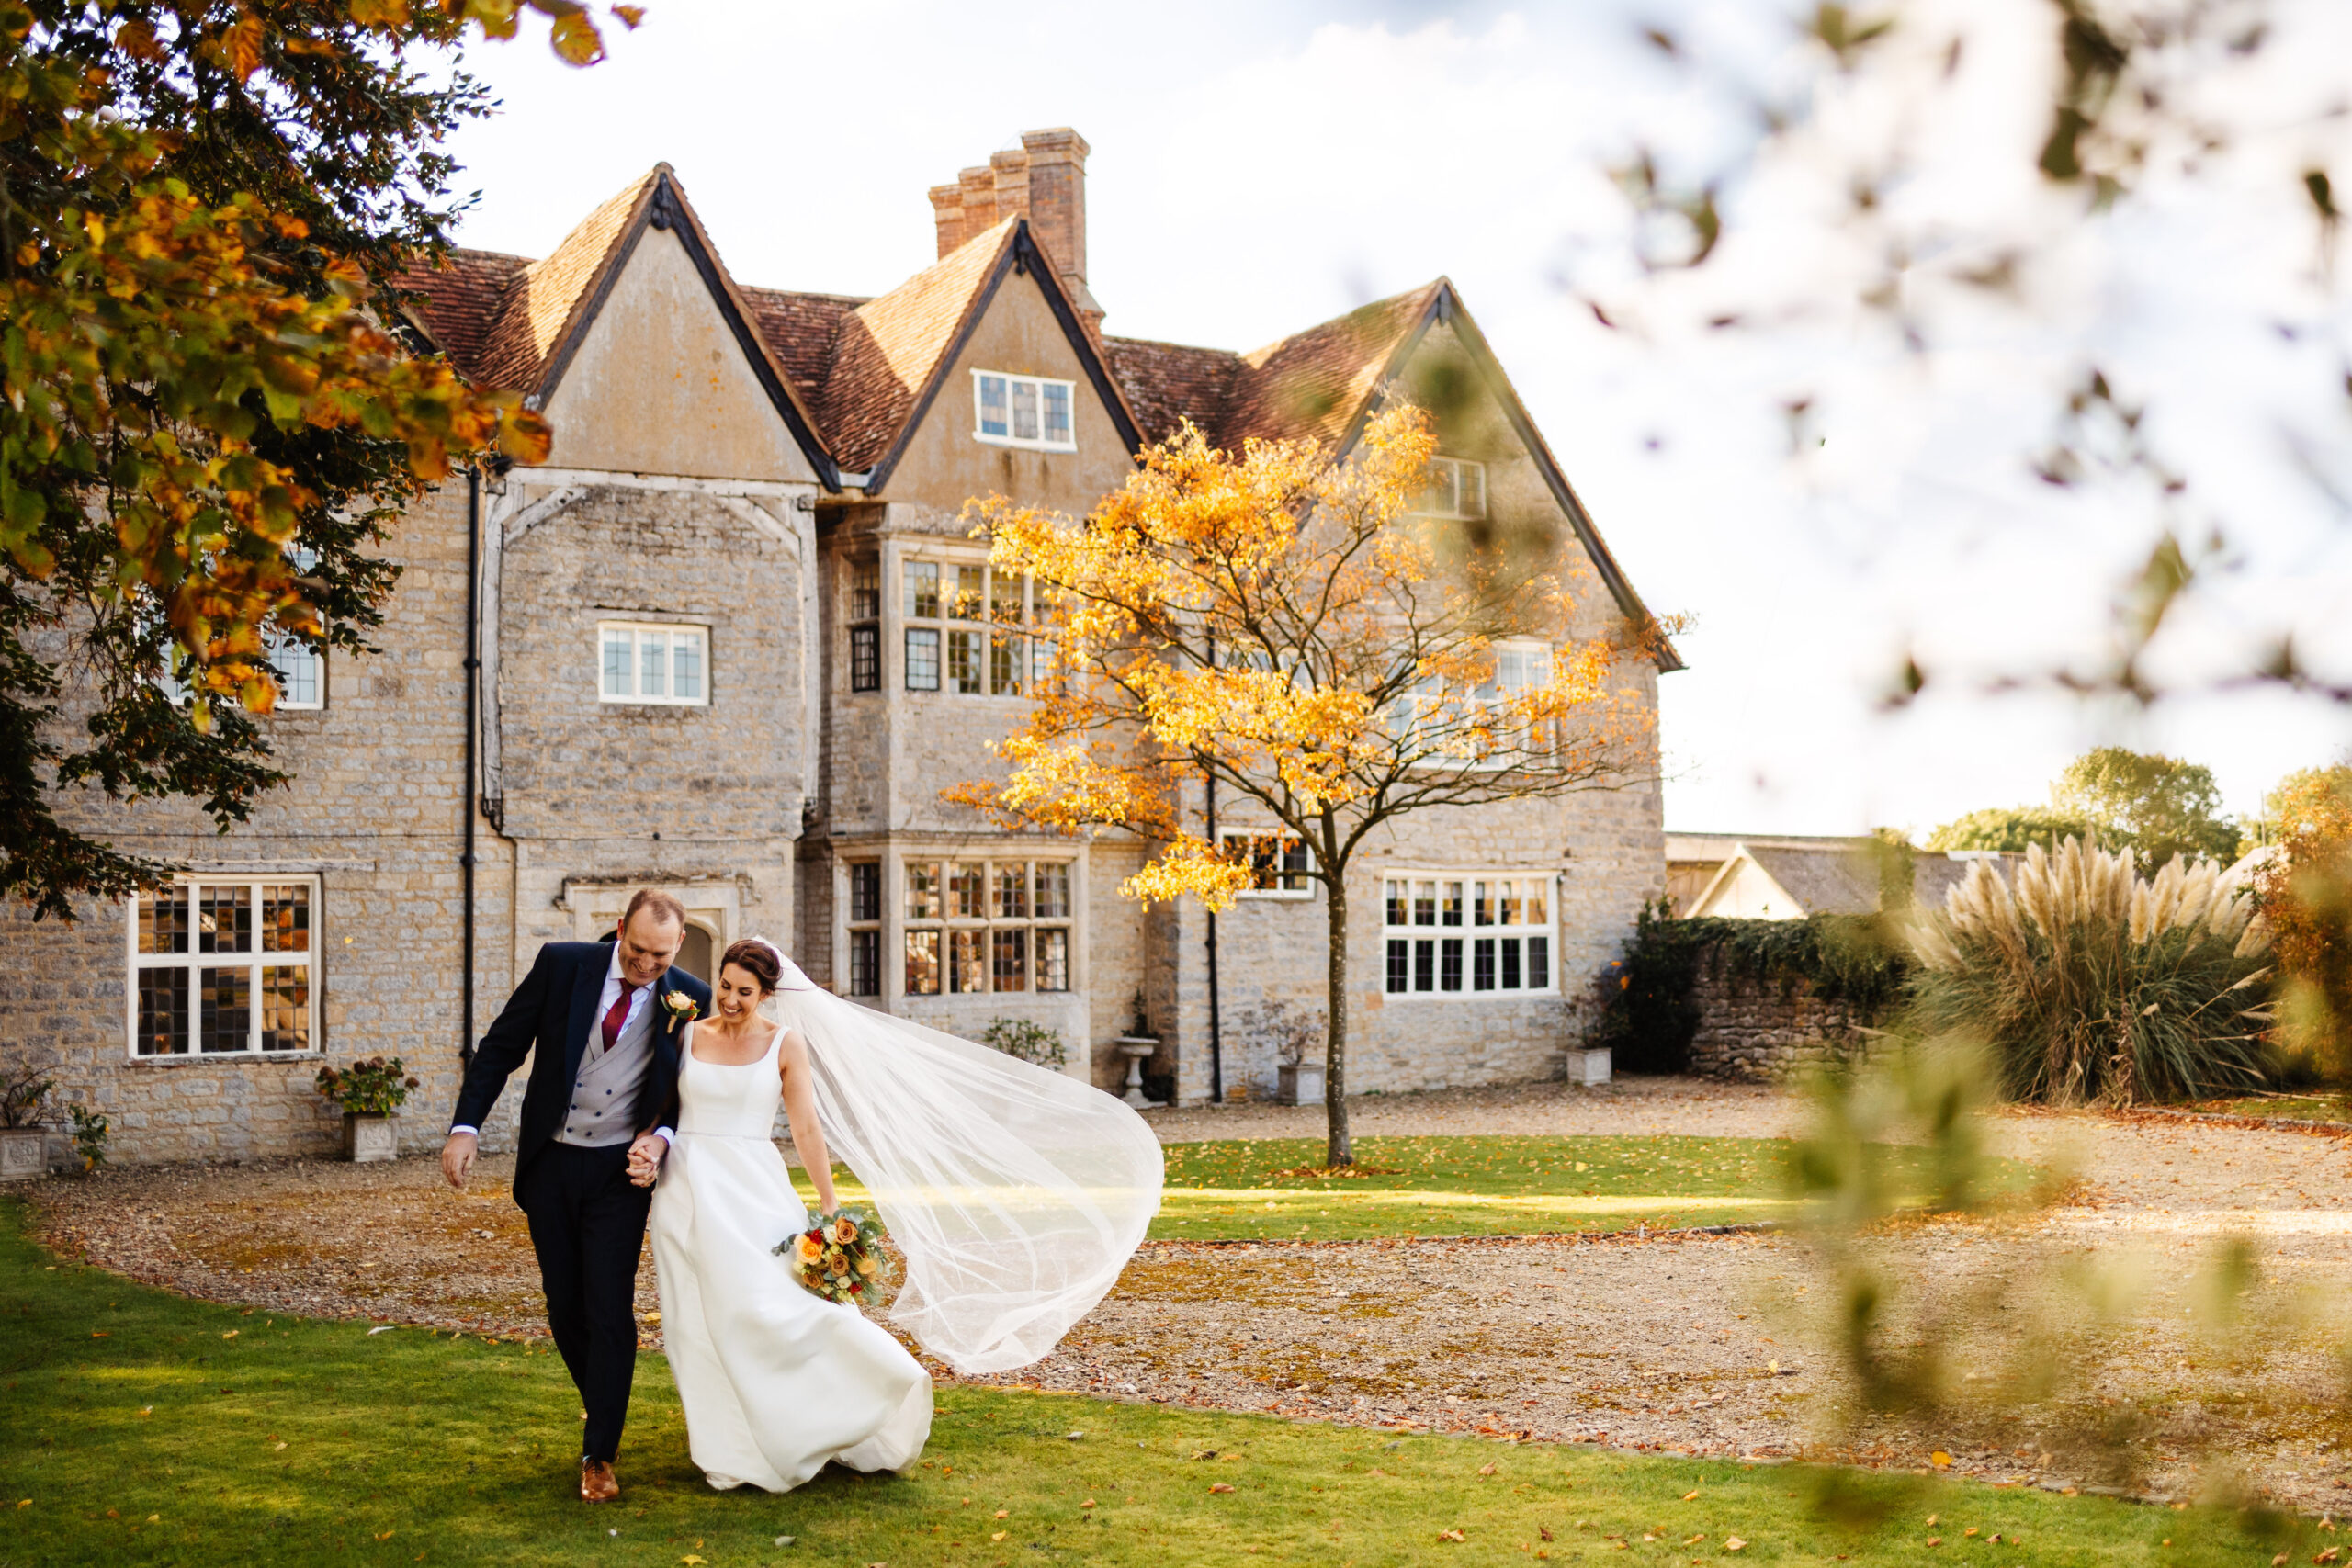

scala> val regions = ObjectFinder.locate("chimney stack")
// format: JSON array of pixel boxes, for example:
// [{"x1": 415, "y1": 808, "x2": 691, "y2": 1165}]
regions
[{"x1": 926, "y1": 129, "x2": 1102, "y2": 333}]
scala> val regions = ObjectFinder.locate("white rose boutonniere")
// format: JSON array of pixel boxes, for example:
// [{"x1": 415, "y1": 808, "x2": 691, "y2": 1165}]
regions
[{"x1": 660, "y1": 989, "x2": 701, "y2": 1028}]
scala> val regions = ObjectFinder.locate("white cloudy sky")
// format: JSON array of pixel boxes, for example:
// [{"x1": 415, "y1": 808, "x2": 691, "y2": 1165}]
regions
[{"x1": 433, "y1": 0, "x2": 2352, "y2": 836}]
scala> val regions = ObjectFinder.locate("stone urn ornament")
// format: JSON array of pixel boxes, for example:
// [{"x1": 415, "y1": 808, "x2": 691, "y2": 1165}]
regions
[
  {"x1": 314, "y1": 1056, "x2": 421, "y2": 1163},
  {"x1": 0, "y1": 1064, "x2": 56, "y2": 1182}
]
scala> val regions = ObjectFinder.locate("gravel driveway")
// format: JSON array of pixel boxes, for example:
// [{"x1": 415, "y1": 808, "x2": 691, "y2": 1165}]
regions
[{"x1": 28, "y1": 1077, "x2": 2352, "y2": 1513}]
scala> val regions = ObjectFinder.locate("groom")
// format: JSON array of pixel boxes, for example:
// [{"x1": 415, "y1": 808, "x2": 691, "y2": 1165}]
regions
[{"x1": 442, "y1": 888, "x2": 711, "y2": 1503}]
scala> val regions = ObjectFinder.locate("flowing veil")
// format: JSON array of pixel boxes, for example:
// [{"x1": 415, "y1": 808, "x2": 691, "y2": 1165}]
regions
[{"x1": 746, "y1": 943, "x2": 1163, "y2": 1376}]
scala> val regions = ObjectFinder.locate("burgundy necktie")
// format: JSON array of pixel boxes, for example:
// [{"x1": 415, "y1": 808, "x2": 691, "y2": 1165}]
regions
[{"x1": 600, "y1": 982, "x2": 639, "y2": 1053}]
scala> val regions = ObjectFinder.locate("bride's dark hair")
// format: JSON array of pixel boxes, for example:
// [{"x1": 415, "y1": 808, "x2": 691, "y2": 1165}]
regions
[{"x1": 718, "y1": 939, "x2": 783, "y2": 995}]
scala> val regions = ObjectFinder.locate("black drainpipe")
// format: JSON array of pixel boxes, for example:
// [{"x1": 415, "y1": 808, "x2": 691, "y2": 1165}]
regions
[
  {"x1": 459, "y1": 466, "x2": 481, "y2": 1064},
  {"x1": 1203, "y1": 634, "x2": 1223, "y2": 1103}
]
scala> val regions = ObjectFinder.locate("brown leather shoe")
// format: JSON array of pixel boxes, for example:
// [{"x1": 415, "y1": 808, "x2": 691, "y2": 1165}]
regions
[{"x1": 579, "y1": 1458, "x2": 619, "y2": 1504}]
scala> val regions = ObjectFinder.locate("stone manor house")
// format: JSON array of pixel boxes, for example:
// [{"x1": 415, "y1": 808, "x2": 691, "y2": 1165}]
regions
[{"x1": 0, "y1": 129, "x2": 1676, "y2": 1164}]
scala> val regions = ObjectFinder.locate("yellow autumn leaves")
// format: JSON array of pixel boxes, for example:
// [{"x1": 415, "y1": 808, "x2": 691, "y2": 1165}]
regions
[{"x1": 958, "y1": 404, "x2": 1658, "y2": 915}]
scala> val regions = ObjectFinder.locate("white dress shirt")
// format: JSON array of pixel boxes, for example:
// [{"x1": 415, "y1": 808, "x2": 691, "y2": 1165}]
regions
[{"x1": 450, "y1": 944, "x2": 678, "y2": 1148}]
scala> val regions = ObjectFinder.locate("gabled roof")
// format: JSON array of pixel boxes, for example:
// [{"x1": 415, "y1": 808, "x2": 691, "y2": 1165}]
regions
[
  {"x1": 819, "y1": 218, "x2": 1146, "y2": 485},
  {"x1": 390, "y1": 175, "x2": 1672, "y2": 664},
  {"x1": 1120, "y1": 279, "x2": 1682, "y2": 671},
  {"x1": 398, "y1": 166, "x2": 839, "y2": 488}
]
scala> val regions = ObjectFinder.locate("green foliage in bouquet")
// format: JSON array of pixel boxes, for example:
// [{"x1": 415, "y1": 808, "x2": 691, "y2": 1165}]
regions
[
  {"x1": 775, "y1": 1206, "x2": 895, "y2": 1307},
  {"x1": 313, "y1": 1056, "x2": 420, "y2": 1117}
]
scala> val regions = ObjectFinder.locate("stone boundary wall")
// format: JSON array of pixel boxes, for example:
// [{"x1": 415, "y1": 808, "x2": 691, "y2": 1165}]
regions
[{"x1": 1686, "y1": 962, "x2": 1880, "y2": 1081}]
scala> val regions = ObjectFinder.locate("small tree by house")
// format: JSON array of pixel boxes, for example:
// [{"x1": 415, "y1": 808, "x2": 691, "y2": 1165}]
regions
[{"x1": 959, "y1": 405, "x2": 1665, "y2": 1167}]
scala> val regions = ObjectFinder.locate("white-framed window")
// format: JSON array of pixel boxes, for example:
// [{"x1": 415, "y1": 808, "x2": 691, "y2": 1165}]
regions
[
  {"x1": 128, "y1": 877, "x2": 319, "y2": 1057},
  {"x1": 1393, "y1": 638, "x2": 1550, "y2": 761},
  {"x1": 973, "y1": 370, "x2": 1077, "y2": 452},
  {"x1": 899, "y1": 856, "x2": 1073, "y2": 996},
  {"x1": 1381, "y1": 873, "x2": 1555, "y2": 998},
  {"x1": 1416, "y1": 457, "x2": 1487, "y2": 520},
  {"x1": 599, "y1": 622, "x2": 708, "y2": 706},
  {"x1": 901, "y1": 559, "x2": 1031, "y2": 698},
  {"x1": 268, "y1": 632, "x2": 326, "y2": 709},
  {"x1": 1221, "y1": 829, "x2": 1313, "y2": 897}
]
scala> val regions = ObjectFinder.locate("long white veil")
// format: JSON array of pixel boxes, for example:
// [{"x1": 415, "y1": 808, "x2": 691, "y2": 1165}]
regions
[{"x1": 745, "y1": 942, "x2": 1162, "y2": 1376}]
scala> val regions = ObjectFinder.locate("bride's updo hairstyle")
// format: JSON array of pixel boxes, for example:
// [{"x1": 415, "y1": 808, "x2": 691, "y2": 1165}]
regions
[{"x1": 718, "y1": 939, "x2": 783, "y2": 996}]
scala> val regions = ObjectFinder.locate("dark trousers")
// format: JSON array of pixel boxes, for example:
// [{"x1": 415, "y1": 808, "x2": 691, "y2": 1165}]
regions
[{"x1": 517, "y1": 1140, "x2": 651, "y2": 1464}]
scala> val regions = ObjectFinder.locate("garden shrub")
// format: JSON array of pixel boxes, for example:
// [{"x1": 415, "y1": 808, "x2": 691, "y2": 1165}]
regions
[
  {"x1": 978, "y1": 1018, "x2": 1068, "y2": 1069},
  {"x1": 1906, "y1": 837, "x2": 2273, "y2": 1105},
  {"x1": 1595, "y1": 902, "x2": 1910, "y2": 1074}
]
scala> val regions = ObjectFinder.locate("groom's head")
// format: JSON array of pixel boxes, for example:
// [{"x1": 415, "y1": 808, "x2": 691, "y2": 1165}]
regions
[{"x1": 615, "y1": 889, "x2": 688, "y2": 988}]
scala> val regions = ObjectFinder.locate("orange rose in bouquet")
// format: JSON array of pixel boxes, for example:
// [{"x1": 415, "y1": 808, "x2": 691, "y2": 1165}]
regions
[{"x1": 775, "y1": 1206, "x2": 892, "y2": 1307}]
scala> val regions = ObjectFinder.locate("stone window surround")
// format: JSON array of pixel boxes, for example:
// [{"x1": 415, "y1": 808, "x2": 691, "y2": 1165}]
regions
[
  {"x1": 830, "y1": 837, "x2": 1089, "y2": 1005},
  {"x1": 124, "y1": 873, "x2": 322, "y2": 1062},
  {"x1": 897, "y1": 548, "x2": 1035, "y2": 699},
  {"x1": 1379, "y1": 867, "x2": 1561, "y2": 1000}
]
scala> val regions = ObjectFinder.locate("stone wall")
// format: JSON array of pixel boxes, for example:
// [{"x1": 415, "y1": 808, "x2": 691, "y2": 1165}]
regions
[{"x1": 1684, "y1": 963, "x2": 1879, "y2": 1081}]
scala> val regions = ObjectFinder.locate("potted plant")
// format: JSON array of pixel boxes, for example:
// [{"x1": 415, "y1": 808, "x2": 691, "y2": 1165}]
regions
[
  {"x1": 315, "y1": 1056, "x2": 420, "y2": 1163},
  {"x1": 0, "y1": 1064, "x2": 54, "y2": 1181}
]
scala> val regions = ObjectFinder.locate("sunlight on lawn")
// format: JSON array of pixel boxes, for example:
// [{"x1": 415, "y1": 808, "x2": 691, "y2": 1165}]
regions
[{"x1": 0, "y1": 1197, "x2": 2291, "y2": 1568}]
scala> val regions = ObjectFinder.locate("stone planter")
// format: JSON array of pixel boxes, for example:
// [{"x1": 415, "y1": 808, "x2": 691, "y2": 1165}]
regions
[
  {"x1": 1277, "y1": 1061, "x2": 1326, "y2": 1107},
  {"x1": 341, "y1": 1112, "x2": 397, "y2": 1164},
  {"x1": 1563, "y1": 1047, "x2": 1612, "y2": 1088},
  {"x1": 0, "y1": 1127, "x2": 48, "y2": 1181}
]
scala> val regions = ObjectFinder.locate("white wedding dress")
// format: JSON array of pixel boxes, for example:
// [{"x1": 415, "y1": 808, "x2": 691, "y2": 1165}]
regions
[{"x1": 649, "y1": 1022, "x2": 933, "y2": 1492}]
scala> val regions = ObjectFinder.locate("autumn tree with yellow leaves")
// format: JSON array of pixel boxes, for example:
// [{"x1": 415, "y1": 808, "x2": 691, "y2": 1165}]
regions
[{"x1": 963, "y1": 405, "x2": 1666, "y2": 1167}]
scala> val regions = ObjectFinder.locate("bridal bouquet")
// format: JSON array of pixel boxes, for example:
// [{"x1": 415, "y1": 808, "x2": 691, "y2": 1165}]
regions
[{"x1": 777, "y1": 1208, "x2": 889, "y2": 1305}]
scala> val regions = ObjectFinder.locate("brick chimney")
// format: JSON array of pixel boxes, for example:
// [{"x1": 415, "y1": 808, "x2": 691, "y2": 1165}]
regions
[{"x1": 926, "y1": 129, "x2": 1102, "y2": 332}]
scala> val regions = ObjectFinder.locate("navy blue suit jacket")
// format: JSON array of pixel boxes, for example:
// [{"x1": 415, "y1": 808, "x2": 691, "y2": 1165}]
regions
[{"x1": 451, "y1": 939, "x2": 712, "y2": 1196}]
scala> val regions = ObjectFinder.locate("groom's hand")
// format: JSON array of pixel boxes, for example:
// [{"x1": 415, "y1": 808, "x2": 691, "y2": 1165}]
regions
[
  {"x1": 441, "y1": 1131, "x2": 478, "y2": 1190},
  {"x1": 627, "y1": 1132, "x2": 667, "y2": 1188}
]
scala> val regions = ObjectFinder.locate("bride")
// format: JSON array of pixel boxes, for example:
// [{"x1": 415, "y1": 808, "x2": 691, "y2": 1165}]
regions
[{"x1": 633, "y1": 936, "x2": 1160, "y2": 1493}]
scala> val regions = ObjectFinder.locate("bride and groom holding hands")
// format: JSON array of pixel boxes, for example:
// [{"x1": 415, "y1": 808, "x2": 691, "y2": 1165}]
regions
[{"x1": 441, "y1": 888, "x2": 1161, "y2": 1502}]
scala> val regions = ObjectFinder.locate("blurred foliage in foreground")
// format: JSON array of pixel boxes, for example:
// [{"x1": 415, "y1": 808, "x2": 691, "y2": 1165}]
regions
[{"x1": 1784, "y1": 1041, "x2": 2347, "y2": 1522}]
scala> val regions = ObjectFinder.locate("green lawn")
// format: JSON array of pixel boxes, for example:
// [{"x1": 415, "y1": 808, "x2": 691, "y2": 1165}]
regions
[
  {"x1": 791, "y1": 1135, "x2": 2041, "y2": 1243},
  {"x1": 0, "y1": 1200, "x2": 2297, "y2": 1567},
  {"x1": 2190, "y1": 1094, "x2": 2352, "y2": 1124}
]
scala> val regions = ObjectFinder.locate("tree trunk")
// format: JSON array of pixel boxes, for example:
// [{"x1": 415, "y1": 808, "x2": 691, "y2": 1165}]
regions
[{"x1": 1324, "y1": 873, "x2": 1352, "y2": 1168}]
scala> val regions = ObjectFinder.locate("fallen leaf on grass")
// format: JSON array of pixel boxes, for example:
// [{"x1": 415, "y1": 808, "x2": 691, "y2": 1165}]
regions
[
  {"x1": 221, "y1": 1331, "x2": 238, "y2": 1340},
  {"x1": 993, "y1": 1509, "x2": 1008, "y2": 1518},
  {"x1": 1930, "y1": 1451, "x2": 1952, "y2": 1469},
  {"x1": 1438, "y1": 1529, "x2": 1466, "y2": 1542},
  {"x1": 1927, "y1": 1538, "x2": 1942, "y2": 1548},
  {"x1": 1541, "y1": 1527, "x2": 1555, "y2": 1542},
  {"x1": 1080, "y1": 1500, "x2": 1096, "y2": 1509},
  {"x1": 1683, "y1": 1491, "x2": 1700, "y2": 1501},
  {"x1": 1479, "y1": 1463, "x2": 1497, "y2": 1475},
  {"x1": 2315, "y1": 1551, "x2": 2340, "y2": 1566},
  {"x1": 91, "y1": 1331, "x2": 109, "y2": 1338},
  {"x1": 1724, "y1": 1538, "x2": 1747, "y2": 1553},
  {"x1": 990, "y1": 1531, "x2": 1007, "y2": 1542},
  {"x1": 376, "y1": 1530, "x2": 394, "y2": 1541},
  {"x1": 1210, "y1": 1483, "x2": 1235, "y2": 1495}
]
